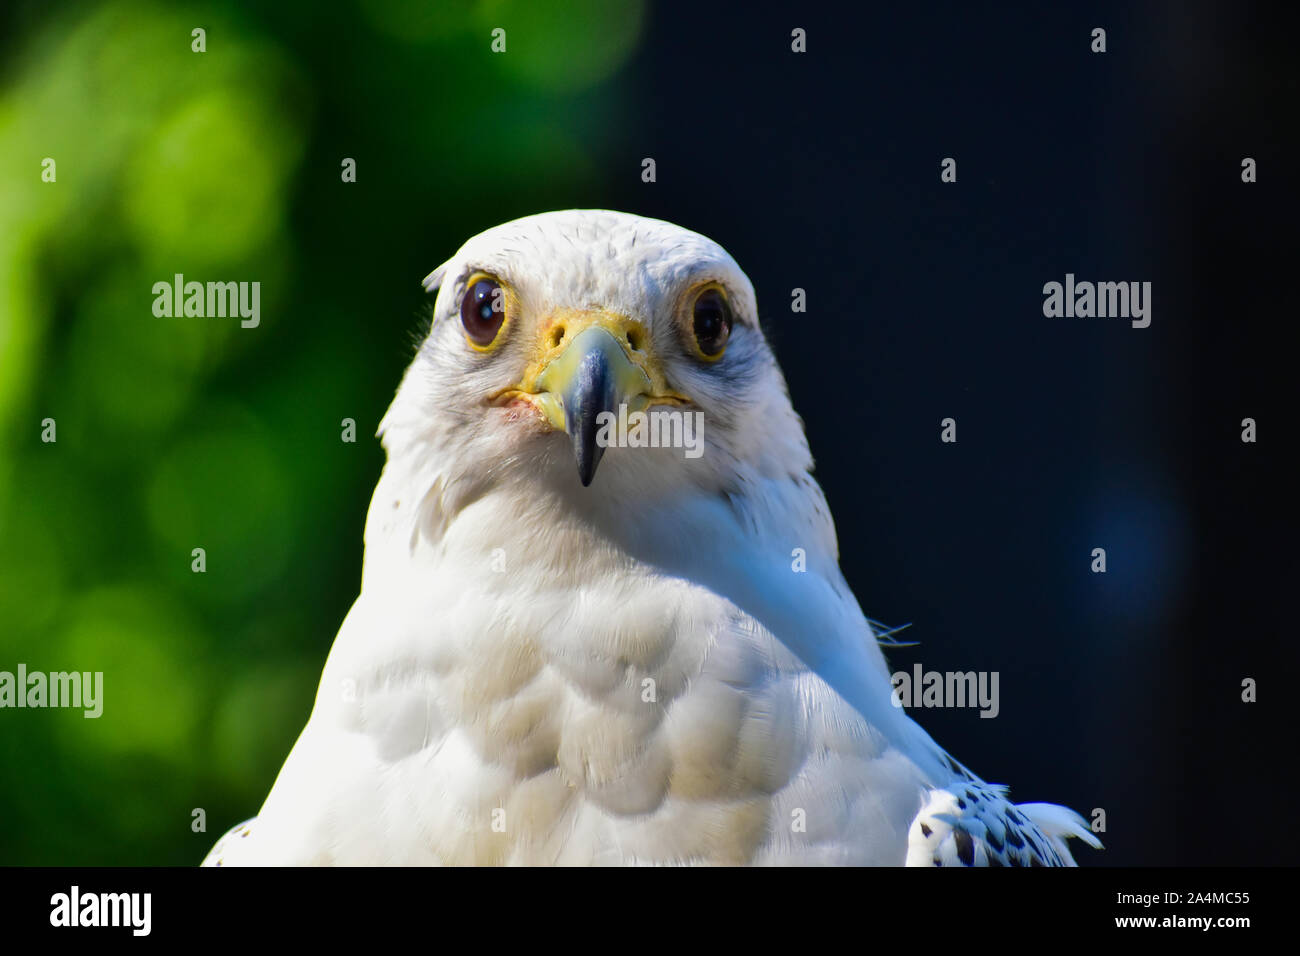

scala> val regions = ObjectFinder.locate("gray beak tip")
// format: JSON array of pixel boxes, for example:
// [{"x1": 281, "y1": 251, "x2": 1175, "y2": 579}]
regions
[{"x1": 564, "y1": 345, "x2": 616, "y2": 487}]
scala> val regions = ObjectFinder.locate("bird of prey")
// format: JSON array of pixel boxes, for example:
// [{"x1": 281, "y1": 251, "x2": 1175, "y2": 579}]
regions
[{"x1": 204, "y1": 210, "x2": 1099, "y2": 866}]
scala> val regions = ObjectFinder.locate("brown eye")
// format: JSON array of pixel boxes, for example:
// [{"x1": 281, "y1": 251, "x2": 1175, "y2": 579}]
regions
[
  {"x1": 461, "y1": 276, "x2": 506, "y2": 347},
  {"x1": 692, "y1": 287, "x2": 732, "y2": 358}
]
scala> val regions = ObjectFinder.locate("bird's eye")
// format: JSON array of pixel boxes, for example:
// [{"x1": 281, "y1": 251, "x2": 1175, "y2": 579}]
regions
[
  {"x1": 691, "y1": 287, "x2": 732, "y2": 359},
  {"x1": 460, "y1": 276, "x2": 507, "y2": 348}
]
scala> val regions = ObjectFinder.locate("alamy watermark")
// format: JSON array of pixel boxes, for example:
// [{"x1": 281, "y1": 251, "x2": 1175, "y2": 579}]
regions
[
  {"x1": 50, "y1": 886, "x2": 150, "y2": 936},
  {"x1": 0, "y1": 664, "x2": 103, "y2": 718},
  {"x1": 152, "y1": 273, "x2": 260, "y2": 328},
  {"x1": 890, "y1": 664, "x2": 999, "y2": 718},
  {"x1": 1042, "y1": 273, "x2": 1151, "y2": 328},
  {"x1": 594, "y1": 405, "x2": 704, "y2": 459}
]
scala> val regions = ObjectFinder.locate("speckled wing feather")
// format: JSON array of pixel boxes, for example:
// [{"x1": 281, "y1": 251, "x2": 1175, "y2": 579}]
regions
[{"x1": 906, "y1": 778, "x2": 1102, "y2": 866}]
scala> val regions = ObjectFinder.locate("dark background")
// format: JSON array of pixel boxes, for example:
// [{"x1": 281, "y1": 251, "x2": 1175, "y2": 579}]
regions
[{"x1": 0, "y1": 0, "x2": 1293, "y2": 865}]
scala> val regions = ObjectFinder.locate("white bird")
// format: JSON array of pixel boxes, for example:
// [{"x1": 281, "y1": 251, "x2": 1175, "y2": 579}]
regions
[{"x1": 204, "y1": 210, "x2": 1099, "y2": 866}]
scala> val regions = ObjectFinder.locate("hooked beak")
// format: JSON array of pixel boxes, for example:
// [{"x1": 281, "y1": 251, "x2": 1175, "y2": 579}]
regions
[
  {"x1": 536, "y1": 326, "x2": 651, "y2": 486},
  {"x1": 491, "y1": 310, "x2": 687, "y2": 486}
]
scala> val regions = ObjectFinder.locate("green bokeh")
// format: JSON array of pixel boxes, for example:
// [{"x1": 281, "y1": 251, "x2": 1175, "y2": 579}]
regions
[{"x1": 0, "y1": 0, "x2": 642, "y2": 863}]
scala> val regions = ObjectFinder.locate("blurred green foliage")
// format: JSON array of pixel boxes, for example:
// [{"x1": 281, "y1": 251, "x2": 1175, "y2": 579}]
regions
[{"x1": 0, "y1": 0, "x2": 645, "y2": 863}]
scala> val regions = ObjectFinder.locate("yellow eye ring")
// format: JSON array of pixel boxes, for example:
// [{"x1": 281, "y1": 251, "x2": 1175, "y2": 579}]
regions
[
  {"x1": 460, "y1": 272, "x2": 514, "y2": 351},
  {"x1": 681, "y1": 282, "x2": 733, "y2": 362}
]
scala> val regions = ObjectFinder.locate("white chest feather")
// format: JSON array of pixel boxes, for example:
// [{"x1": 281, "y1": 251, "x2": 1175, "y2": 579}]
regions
[{"x1": 234, "y1": 480, "x2": 939, "y2": 866}]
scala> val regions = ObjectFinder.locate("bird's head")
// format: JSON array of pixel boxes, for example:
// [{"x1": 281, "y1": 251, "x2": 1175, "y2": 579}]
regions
[{"x1": 379, "y1": 210, "x2": 812, "y2": 531}]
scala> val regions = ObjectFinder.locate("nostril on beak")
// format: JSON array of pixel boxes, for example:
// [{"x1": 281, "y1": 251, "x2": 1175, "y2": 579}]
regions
[
  {"x1": 626, "y1": 329, "x2": 641, "y2": 351},
  {"x1": 550, "y1": 326, "x2": 566, "y2": 349}
]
